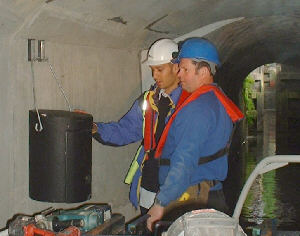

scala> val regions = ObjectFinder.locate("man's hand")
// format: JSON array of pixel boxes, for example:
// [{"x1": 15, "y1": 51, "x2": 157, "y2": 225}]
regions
[
  {"x1": 92, "y1": 122, "x2": 98, "y2": 134},
  {"x1": 146, "y1": 204, "x2": 164, "y2": 232},
  {"x1": 73, "y1": 110, "x2": 98, "y2": 134}
]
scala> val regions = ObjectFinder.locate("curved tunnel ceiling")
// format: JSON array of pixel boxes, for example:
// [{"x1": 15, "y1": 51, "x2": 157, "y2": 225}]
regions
[
  {"x1": 210, "y1": 15, "x2": 300, "y2": 101},
  {"x1": 0, "y1": 0, "x2": 299, "y2": 102}
]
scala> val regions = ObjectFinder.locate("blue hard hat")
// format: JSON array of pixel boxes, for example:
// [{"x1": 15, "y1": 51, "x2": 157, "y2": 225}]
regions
[{"x1": 172, "y1": 38, "x2": 220, "y2": 66}]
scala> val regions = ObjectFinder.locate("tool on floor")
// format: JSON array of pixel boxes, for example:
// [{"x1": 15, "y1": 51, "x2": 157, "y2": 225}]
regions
[
  {"x1": 38, "y1": 204, "x2": 112, "y2": 232},
  {"x1": 8, "y1": 204, "x2": 112, "y2": 235},
  {"x1": 8, "y1": 207, "x2": 55, "y2": 236},
  {"x1": 23, "y1": 224, "x2": 80, "y2": 236}
]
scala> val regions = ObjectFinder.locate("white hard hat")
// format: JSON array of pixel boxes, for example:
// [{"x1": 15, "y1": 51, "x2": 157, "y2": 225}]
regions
[{"x1": 144, "y1": 38, "x2": 178, "y2": 66}]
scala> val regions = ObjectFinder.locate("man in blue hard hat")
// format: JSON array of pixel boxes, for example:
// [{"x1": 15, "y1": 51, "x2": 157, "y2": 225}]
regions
[{"x1": 146, "y1": 38, "x2": 244, "y2": 231}]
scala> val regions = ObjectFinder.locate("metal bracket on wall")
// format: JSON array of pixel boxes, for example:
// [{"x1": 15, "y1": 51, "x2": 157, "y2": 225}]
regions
[{"x1": 28, "y1": 39, "x2": 48, "y2": 62}]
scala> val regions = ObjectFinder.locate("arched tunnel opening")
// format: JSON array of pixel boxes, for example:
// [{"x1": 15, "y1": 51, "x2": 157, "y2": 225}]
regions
[
  {"x1": 223, "y1": 63, "x2": 300, "y2": 231},
  {"x1": 219, "y1": 58, "x2": 300, "y2": 232},
  {"x1": 205, "y1": 15, "x2": 300, "y2": 231}
]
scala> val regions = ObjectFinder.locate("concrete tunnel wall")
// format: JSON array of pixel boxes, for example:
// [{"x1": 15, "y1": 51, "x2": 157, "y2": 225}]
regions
[
  {"x1": 0, "y1": 39, "x2": 142, "y2": 227},
  {"x1": 0, "y1": 39, "x2": 13, "y2": 229},
  {"x1": 0, "y1": 2, "x2": 299, "y2": 229}
]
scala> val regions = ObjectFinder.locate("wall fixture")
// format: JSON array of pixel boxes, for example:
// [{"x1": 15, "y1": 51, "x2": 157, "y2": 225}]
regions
[{"x1": 28, "y1": 39, "x2": 47, "y2": 62}]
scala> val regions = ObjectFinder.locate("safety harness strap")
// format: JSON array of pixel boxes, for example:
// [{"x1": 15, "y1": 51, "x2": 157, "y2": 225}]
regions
[
  {"x1": 159, "y1": 146, "x2": 229, "y2": 166},
  {"x1": 198, "y1": 123, "x2": 236, "y2": 165},
  {"x1": 198, "y1": 146, "x2": 229, "y2": 165},
  {"x1": 159, "y1": 124, "x2": 237, "y2": 166}
]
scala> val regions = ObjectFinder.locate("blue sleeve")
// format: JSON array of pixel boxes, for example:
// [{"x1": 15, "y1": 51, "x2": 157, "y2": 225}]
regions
[
  {"x1": 94, "y1": 98, "x2": 144, "y2": 146},
  {"x1": 157, "y1": 104, "x2": 213, "y2": 206}
]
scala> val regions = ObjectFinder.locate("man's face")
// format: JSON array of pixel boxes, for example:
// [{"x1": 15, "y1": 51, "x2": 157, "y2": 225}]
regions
[
  {"x1": 178, "y1": 58, "x2": 202, "y2": 93},
  {"x1": 150, "y1": 63, "x2": 179, "y2": 94}
]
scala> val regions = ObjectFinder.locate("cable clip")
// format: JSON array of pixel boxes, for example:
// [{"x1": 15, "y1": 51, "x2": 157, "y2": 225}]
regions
[{"x1": 35, "y1": 122, "x2": 43, "y2": 132}]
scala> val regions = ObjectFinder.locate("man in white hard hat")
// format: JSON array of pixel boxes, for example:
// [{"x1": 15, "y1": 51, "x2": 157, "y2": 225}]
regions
[{"x1": 92, "y1": 38, "x2": 189, "y2": 214}]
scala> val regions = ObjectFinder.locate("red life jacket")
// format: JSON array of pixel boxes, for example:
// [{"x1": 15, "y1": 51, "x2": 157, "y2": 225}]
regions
[
  {"x1": 154, "y1": 84, "x2": 244, "y2": 158},
  {"x1": 143, "y1": 90, "x2": 190, "y2": 159}
]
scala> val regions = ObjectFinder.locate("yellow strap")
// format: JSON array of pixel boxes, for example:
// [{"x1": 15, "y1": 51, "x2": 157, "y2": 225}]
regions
[
  {"x1": 142, "y1": 91, "x2": 150, "y2": 137},
  {"x1": 125, "y1": 91, "x2": 151, "y2": 184},
  {"x1": 178, "y1": 192, "x2": 190, "y2": 201},
  {"x1": 137, "y1": 174, "x2": 142, "y2": 201},
  {"x1": 148, "y1": 90, "x2": 158, "y2": 112},
  {"x1": 124, "y1": 145, "x2": 143, "y2": 184}
]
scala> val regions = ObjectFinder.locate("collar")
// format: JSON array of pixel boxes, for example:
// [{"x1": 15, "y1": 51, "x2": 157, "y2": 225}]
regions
[
  {"x1": 168, "y1": 86, "x2": 182, "y2": 107},
  {"x1": 150, "y1": 84, "x2": 182, "y2": 108}
]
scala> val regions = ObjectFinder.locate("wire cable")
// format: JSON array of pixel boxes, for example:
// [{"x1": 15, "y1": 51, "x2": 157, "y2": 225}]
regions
[
  {"x1": 30, "y1": 60, "x2": 43, "y2": 132},
  {"x1": 47, "y1": 61, "x2": 72, "y2": 112}
]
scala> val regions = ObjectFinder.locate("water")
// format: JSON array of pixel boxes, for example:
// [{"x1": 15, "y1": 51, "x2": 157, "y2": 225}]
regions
[
  {"x1": 225, "y1": 82, "x2": 300, "y2": 234},
  {"x1": 240, "y1": 130, "x2": 300, "y2": 232}
]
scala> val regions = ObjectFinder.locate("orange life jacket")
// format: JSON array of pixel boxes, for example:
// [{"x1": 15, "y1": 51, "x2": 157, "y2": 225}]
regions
[
  {"x1": 154, "y1": 84, "x2": 244, "y2": 158},
  {"x1": 143, "y1": 90, "x2": 190, "y2": 159}
]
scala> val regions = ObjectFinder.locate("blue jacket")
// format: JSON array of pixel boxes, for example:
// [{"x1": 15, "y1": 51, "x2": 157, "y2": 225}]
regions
[
  {"x1": 156, "y1": 90, "x2": 233, "y2": 207},
  {"x1": 95, "y1": 86, "x2": 183, "y2": 208}
]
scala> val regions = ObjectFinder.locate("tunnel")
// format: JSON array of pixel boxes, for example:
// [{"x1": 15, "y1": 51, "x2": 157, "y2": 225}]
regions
[
  {"x1": 214, "y1": 16, "x2": 300, "y2": 102},
  {"x1": 0, "y1": 0, "x2": 299, "y2": 231}
]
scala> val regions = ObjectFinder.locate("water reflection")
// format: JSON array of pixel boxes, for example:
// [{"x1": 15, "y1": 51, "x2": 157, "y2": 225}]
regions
[
  {"x1": 239, "y1": 110, "x2": 300, "y2": 231},
  {"x1": 241, "y1": 143, "x2": 277, "y2": 225}
]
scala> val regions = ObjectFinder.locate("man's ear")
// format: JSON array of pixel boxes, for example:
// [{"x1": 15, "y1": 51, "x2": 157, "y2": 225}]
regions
[
  {"x1": 199, "y1": 66, "x2": 210, "y2": 77},
  {"x1": 172, "y1": 63, "x2": 179, "y2": 73}
]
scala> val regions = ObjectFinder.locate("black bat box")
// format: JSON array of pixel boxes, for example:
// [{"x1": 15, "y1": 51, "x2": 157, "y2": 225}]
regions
[{"x1": 29, "y1": 109, "x2": 93, "y2": 203}]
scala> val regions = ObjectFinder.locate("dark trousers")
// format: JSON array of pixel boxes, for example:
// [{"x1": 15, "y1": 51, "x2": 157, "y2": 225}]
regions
[{"x1": 140, "y1": 206, "x2": 149, "y2": 215}]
